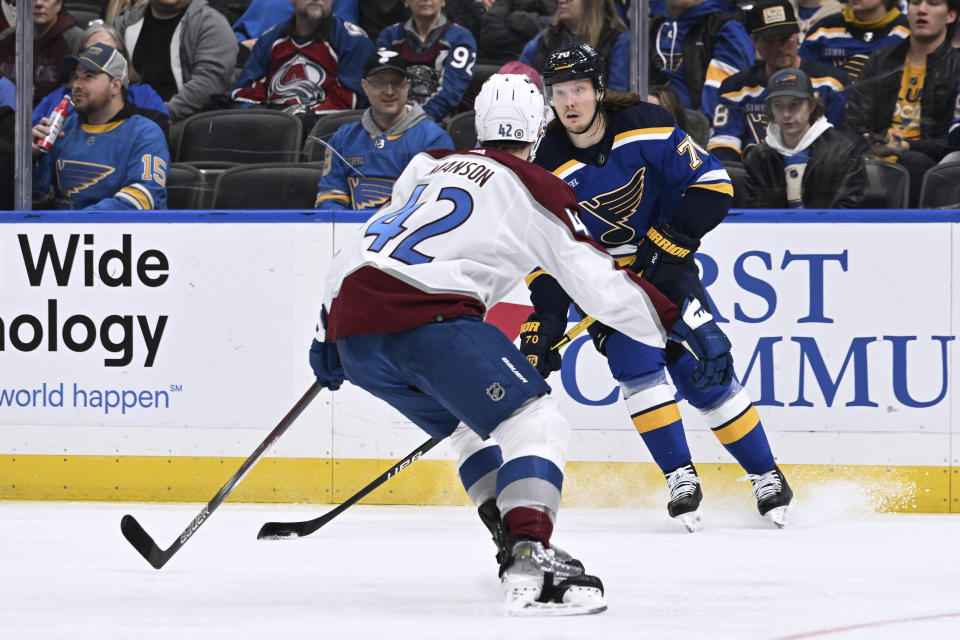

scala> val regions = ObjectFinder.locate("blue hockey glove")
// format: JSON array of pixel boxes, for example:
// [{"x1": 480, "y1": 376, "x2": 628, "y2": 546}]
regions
[
  {"x1": 519, "y1": 313, "x2": 564, "y2": 379},
  {"x1": 633, "y1": 225, "x2": 699, "y2": 281},
  {"x1": 309, "y1": 338, "x2": 345, "y2": 391},
  {"x1": 668, "y1": 297, "x2": 734, "y2": 389}
]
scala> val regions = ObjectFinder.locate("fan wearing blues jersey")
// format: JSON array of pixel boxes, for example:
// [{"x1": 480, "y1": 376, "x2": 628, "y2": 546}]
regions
[
  {"x1": 522, "y1": 44, "x2": 793, "y2": 531},
  {"x1": 31, "y1": 43, "x2": 168, "y2": 210}
]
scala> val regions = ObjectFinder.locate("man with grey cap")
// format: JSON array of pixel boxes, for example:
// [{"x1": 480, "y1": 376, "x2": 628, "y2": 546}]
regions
[
  {"x1": 31, "y1": 43, "x2": 169, "y2": 210},
  {"x1": 744, "y1": 66, "x2": 864, "y2": 209},
  {"x1": 314, "y1": 48, "x2": 452, "y2": 211}
]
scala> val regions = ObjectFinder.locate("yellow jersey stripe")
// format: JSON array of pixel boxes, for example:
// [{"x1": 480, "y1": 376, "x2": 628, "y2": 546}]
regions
[
  {"x1": 82, "y1": 121, "x2": 125, "y2": 133},
  {"x1": 129, "y1": 182, "x2": 155, "y2": 209},
  {"x1": 315, "y1": 192, "x2": 350, "y2": 207},
  {"x1": 689, "y1": 182, "x2": 735, "y2": 197},
  {"x1": 631, "y1": 402, "x2": 682, "y2": 434},
  {"x1": 524, "y1": 268, "x2": 550, "y2": 287},
  {"x1": 711, "y1": 406, "x2": 760, "y2": 445},
  {"x1": 118, "y1": 186, "x2": 150, "y2": 210},
  {"x1": 553, "y1": 159, "x2": 585, "y2": 180}
]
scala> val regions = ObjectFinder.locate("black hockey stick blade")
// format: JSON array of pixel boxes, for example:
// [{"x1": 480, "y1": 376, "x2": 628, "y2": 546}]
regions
[
  {"x1": 120, "y1": 383, "x2": 321, "y2": 569},
  {"x1": 257, "y1": 436, "x2": 442, "y2": 540},
  {"x1": 120, "y1": 513, "x2": 168, "y2": 569}
]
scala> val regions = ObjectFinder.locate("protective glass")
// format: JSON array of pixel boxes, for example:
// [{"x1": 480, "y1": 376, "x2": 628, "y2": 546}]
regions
[{"x1": 545, "y1": 80, "x2": 600, "y2": 107}]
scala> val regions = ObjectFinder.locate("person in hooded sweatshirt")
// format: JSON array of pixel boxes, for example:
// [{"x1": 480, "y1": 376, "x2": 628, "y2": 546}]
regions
[
  {"x1": 0, "y1": 0, "x2": 83, "y2": 105},
  {"x1": 314, "y1": 49, "x2": 453, "y2": 211},
  {"x1": 744, "y1": 67, "x2": 864, "y2": 208},
  {"x1": 649, "y1": 0, "x2": 754, "y2": 117}
]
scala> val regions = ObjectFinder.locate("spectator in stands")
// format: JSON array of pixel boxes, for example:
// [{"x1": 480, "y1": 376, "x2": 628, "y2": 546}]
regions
[
  {"x1": 650, "y1": 0, "x2": 754, "y2": 116},
  {"x1": 358, "y1": 0, "x2": 406, "y2": 42},
  {"x1": 112, "y1": 0, "x2": 237, "y2": 122},
  {"x1": 228, "y1": 0, "x2": 373, "y2": 131},
  {"x1": 800, "y1": 0, "x2": 909, "y2": 80},
  {"x1": 31, "y1": 43, "x2": 168, "y2": 209},
  {"x1": 233, "y1": 0, "x2": 357, "y2": 49},
  {"x1": 377, "y1": 0, "x2": 477, "y2": 122},
  {"x1": 844, "y1": 0, "x2": 960, "y2": 207},
  {"x1": 708, "y1": 0, "x2": 846, "y2": 163},
  {"x1": 479, "y1": 0, "x2": 555, "y2": 65},
  {"x1": 0, "y1": 0, "x2": 84, "y2": 105},
  {"x1": 314, "y1": 49, "x2": 452, "y2": 210},
  {"x1": 648, "y1": 83, "x2": 689, "y2": 131},
  {"x1": 32, "y1": 23, "x2": 170, "y2": 136},
  {"x1": 744, "y1": 67, "x2": 864, "y2": 208},
  {"x1": 520, "y1": 0, "x2": 629, "y2": 91}
]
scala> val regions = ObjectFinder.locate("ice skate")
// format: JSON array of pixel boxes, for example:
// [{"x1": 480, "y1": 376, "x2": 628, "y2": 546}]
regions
[
  {"x1": 665, "y1": 462, "x2": 704, "y2": 532},
  {"x1": 500, "y1": 539, "x2": 606, "y2": 616},
  {"x1": 741, "y1": 465, "x2": 793, "y2": 528},
  {"x1": 479, "y1": 500, "x2": 585, "y2": 571}
]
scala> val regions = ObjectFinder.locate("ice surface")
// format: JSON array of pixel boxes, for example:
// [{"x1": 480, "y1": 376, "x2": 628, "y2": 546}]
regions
[{"x1": 1, "y1": 496, "x2": 958, "y2": 639}]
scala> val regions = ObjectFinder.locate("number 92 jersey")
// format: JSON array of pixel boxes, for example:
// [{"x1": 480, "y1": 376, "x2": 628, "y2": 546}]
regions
[
  {"x1": 535, "y1": 101, "x2": 733, "y2": 258},
  {"x1": 323, "y1": 147, "x2": 679, "y2": 348}
]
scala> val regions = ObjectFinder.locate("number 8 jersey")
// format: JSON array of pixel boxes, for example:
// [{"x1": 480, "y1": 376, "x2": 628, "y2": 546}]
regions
[{"x1": 323, "y1": 147, "x2": 680, "y2": 348}]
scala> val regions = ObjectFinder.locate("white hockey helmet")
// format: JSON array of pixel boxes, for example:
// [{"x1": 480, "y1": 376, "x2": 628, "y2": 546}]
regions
[{"x1": 474, "y1": 74, "x2": 546, "y2": 154}]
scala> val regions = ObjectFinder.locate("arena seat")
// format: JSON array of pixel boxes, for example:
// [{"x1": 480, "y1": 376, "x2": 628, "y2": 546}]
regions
[
  {"x1": 919, "y1": 161, "x2": 960, "y2": 209},
  {"x1": 175, "y1": 110, "x2": 303, "y2": 164},
  {"x1": 211, "y1": 163, "x2": 325, "y2": 209},
  {"x1": 862, "y1": 159, "x2": 910, "y2": 209},
  {"x1": 165, "y1": 163, "x2": 209, "y2": 209},
  {"x1": 302, "y1": 110, "x2": 365, "y2": 162},
  {"x1": 446, "y1": 110, "x2": 477, "y2": 151}
]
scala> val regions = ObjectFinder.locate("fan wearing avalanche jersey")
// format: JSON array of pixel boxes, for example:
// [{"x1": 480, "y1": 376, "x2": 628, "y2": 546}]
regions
[
  {"x1": 526, "y1": 44, "x2": 793, "y2": 531},
  {"x1": 228, "y1": 0, "x2": 374, "y2": 121},
  {"x1": 309, "y1": 74, "x2": 735, "y2": 615}
]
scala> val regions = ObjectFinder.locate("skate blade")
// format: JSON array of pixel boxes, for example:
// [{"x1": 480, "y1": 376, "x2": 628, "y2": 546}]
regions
[
  {"x1": 674, "y1": 510, "x2": 704, "y2": 533},
  {"x1": 504, "y1": 590, "x2": 607, "y2": 617},
  {"x1": 765, "y1": 506, "x2": 789, "y2": 528}
]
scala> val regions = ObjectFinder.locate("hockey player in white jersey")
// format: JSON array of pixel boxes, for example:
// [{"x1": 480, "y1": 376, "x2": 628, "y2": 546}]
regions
[{"x1": 311, "y1": 73, "x2": 736, "y2": 615}]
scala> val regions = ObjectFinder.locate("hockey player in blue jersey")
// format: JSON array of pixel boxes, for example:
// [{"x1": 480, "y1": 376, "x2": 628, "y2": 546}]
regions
[
  {"x1": 31, "y1": 44, "x2": 168, "y2": 210},
  {"x1": 314, "y1": 49, "x2": 454, "y2": 210},
  {"x1": 521, "y1": 44, "x2": 792, "y2": 530}
]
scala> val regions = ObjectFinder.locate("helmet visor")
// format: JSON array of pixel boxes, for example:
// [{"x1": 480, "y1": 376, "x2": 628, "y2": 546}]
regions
[{"x1": 545, "y1": 78, "x2": 601, "y2": 108}]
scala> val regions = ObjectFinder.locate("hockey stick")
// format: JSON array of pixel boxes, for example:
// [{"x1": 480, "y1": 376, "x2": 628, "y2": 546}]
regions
[
  {"x1": 256, "y1": 315, "x2": 596, "y2": 541},
  {"x1": 120, "y1": 382, "x2": 322, "y2": 569}
]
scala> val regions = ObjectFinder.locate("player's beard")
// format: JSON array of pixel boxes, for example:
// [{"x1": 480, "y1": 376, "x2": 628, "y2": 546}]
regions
[{"x1": 297, "y1": 2, "x2": 328, "y2": 27}]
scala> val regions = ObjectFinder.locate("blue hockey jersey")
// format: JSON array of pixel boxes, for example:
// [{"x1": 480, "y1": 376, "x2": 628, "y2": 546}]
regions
[
  {"x1": 799, "y1": 7, "x2": 909, "y2": 80},
  {"x1": 315, "y1": 103, "x2": 454, "y2": 210},
  {"x1": 377, "y1": 17, "x2": 477, "y2": 121},
  {"x1": 535, "y1": 101, "x2": 732, "y2": 258},
  {"x1": 32, "y1": 105, "x2": 169, "y2": 210}
]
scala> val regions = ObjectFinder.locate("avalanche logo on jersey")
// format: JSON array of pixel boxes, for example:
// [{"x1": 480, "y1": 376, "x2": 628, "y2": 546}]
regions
[
  {"x1": 578, "y1": 167, "x2": 645, "y2": 246},
  {"x1": 269, "y1": 53, "x2": 327, "y2": 103},
  {"x1": 56, "y1": 160, "x2": 115, "y2": 196}
]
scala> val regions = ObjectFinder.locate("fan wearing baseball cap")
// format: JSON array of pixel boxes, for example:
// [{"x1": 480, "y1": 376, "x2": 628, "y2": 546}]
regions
[
  {"x1": 30, "y1": 43, "x2": 169, "y2": 210},
  {"x1": 707, "y1": 0, "x2": 847, "y2": 163},
  {"x1": 314, "y1": 48, "x2": 453, "y2": 211},
  {"x1": 744, "y1": 67, "x2": 865, "y2": 208}
]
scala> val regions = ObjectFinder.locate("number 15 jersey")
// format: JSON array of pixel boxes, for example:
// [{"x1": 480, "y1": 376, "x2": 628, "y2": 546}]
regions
[{"x1": 323, "y1": 147, "x2": 679, "y2": 347}]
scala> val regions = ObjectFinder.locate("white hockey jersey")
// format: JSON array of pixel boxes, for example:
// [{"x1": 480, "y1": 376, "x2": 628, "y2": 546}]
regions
[{"x1": 323, "y1": 147, "x2": 680, "y2": 346}]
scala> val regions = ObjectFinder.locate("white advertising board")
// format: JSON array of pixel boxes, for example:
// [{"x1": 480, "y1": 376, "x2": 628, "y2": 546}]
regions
[{"x1": 1, "y1": 212, "x2": 957, "y2": 467}]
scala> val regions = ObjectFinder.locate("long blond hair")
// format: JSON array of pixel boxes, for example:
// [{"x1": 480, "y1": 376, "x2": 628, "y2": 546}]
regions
[
  {"x1": 105, "y1": 0, "x2": 147, "y2": 24},
  {"x1": 555, "y1": 0, "x2": 628, "y2": 49}
]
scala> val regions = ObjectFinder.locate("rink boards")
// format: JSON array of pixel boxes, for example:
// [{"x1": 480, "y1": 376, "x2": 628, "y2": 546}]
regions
[{"x1": 0, "y1": 209, "x2": 958, "y2": 512}]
